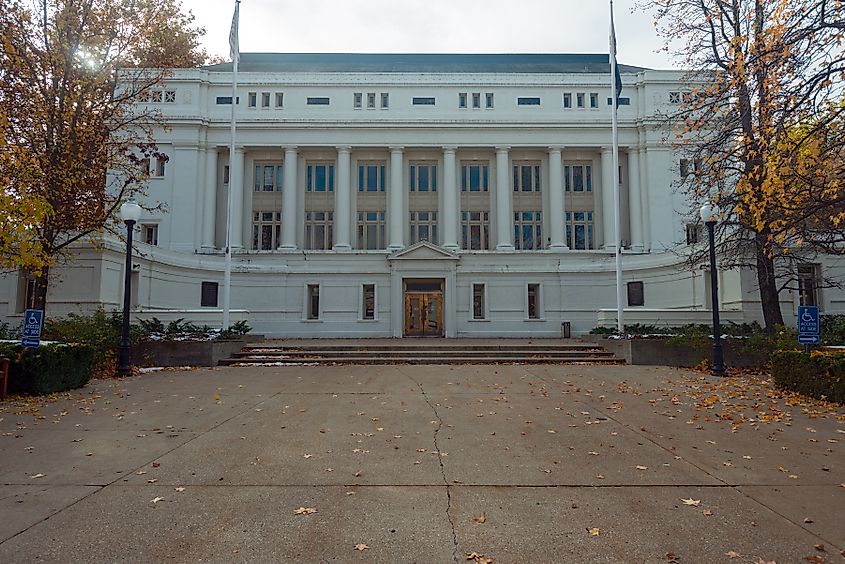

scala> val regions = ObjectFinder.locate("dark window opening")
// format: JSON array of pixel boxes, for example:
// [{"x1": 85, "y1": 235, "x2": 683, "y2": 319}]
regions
[
  {"x1": 413, "y1": 97, "x2": 436, "y2": 105},
  {"x1": 307, "y1": 97, "x2": 330, "y2": 106},
  {"x1": 518, "y1": 97, "x2": 541, "y2": 106},
  {"x1": 201, "y1": 282, "x2": 219, "y2": 307},
  {"x1": 307, "y1": 284, "x2": 320, "y2": 319},
  {"x1": 627, "y1": 281, "x2": 645, "y2": 307},
  {"x1": 472, "y1": 284, "x2": 485, "y2": 320},
  {"x1": 362, "y1": 284, "x2": 375, "y2": 320},
  {"x1": 527, "y1": 284, "x2": 540, "y2": 319}
]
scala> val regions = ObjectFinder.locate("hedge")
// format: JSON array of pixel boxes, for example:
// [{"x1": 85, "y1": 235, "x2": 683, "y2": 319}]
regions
[
  {"x1": 771, "y1": 350, "x2": 845, "y2": 404},
  {"x1": 0, "y1": 342, "x2": 95, "y2": 395}
]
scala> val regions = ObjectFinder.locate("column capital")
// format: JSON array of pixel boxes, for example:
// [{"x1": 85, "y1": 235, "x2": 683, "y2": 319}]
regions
[
  {"x1": 601, "y1": 146, "x2": 614, "y2": 156},
  {"x1": 389, "y1": 146, "x2": 404, "y2": 153},
  {"x1": 442, "y1": 146, "x2": 458, "y2": 154},
  {"x1": 282, "y1": 145, "x2": 298, "y2": 152},
  {"x1": 495, "y1": 146, "x2": 510, "y2": 154},
  {"x1": 548, "y1": 146, "x2": 564, "y2": 154},
  {"x1": 232, "y1": 145, "x2": 245, "y2": 154},
  {"x1": 336, "y1": 145, "x2": 351, "y2": 153}
]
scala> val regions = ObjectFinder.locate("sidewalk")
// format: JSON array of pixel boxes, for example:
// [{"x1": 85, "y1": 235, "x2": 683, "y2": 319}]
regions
[{"x1": 1, "y1": 364, "x2": 842, "y2": 563}]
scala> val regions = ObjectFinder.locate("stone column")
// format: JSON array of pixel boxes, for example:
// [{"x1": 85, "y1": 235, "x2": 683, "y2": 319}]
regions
[
  {"x1": 628, "y1": 149, "x2": 644, "y2": 251},
  {"x1": 228, "y1": 147, "x2": 245, "y2": 250},
  {"x1": 495, "y1": 147, "x2": 513, "y2": 250},
  {"x1": 639, "y1": 148, "x2": 651, "y2": 252},
  {"x1": 333, "y1": 146, "x2": 352, "y2": 251},
  {"x1": 548, "y1": 146, "x2": 567, "y2": 250},
  {"x1": 279, "y1": 146, "x2": 298, "y2": 250},
  {"x1": 201, "y1": 148, "x2": 218, "y2": 251},
  {"x1": 442, "y1": 147, "x2": 459, "y2": 251},
  {"x1": 600, "y1": 147, "x2": 615, "y2": 250},
  {"x1": 388, "y1": 147, "x2": 405, "y2": 251}
]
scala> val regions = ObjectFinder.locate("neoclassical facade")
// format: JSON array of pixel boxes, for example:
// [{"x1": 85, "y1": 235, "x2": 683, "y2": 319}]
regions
[{"x1": 2, "y1": 54, "x2": 839, "y2": 336}]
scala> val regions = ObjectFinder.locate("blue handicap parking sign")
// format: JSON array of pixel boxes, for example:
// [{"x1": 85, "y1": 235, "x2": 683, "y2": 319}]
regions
[
  {"x1": 797, "y1": 306, "x2": 820, "y2": 345},
  {"x1": 21, "y1": 309, "x2": 44, "y2": 348}
]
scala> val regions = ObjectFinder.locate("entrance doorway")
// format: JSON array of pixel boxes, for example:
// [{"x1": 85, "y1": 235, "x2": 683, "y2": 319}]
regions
[{"x1": 404, "y1": 279, "x2": 444, "y2": 337}]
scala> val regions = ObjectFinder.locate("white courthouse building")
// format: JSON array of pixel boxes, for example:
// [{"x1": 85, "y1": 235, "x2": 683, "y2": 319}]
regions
[{"x1": 2, "y1": 53, "x2": 837, "y2": 336}]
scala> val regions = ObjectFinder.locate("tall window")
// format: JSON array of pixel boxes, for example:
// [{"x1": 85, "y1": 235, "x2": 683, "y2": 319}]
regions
[
  {"x1": 307, "y1": 284, "x2": 320, "y2": 319},
  {"x1": 307, "y1": 162, "x2": 335, "y2": 193},
  {"x1": 380, "y1": 92, "x2": 389, "y2": 108},
  {"x1": 564, "y1": 165, "x2": 592, "y2": 192},
  {"x1": 514, "y1": 212, "x2": 542, "y2": 250},
  {"x1": 462, "y1": 212, "x2": 490, "y2": 250},
  {"x1": 254, "y1": 164, "x2": 283, "y2": 192},
  {"x1": 485, "y1": 93, "x2": 494, "y2": 108},
  {"x1": 410, "y1": 163, "x2": 437, "y2": 192},
  {"x1": 527, "y1": 283, "x2": 541, "y2": 319},
  {"x1": 798, "y1": 265, "x2": 820, "y2": 307},
  {"x1": 513, "y1": 163, "x2": 541, "y2": 192},
  {"x1": 566, "y1": 211, "x2": 594, "y2": 250},
  {"x1": 367, "y1": 92, "x2": 376, "y2": 108},
  {"x1": 248, "y1": 92, "x2": 257, "y2": 107},
  {"x1": 358, "y1": 163, "x2": 386, "y2": 192},
  {"x1": 354, "y1": 92, "x2": 363, "y2": 108},
  {"x1": 252, "y1": 211, "x2": 282, "y2": 250},
  {"x1": 410, "y1": 211, "x2": 438, "y2": 244},
  {"x1": 472, "y1": 92, "x2": 481, "y2": 108},
  {"x1": 458, "y1": 93, "x2": 467, "y2": 108},
  {"x1": 275, "y1": 92, "x2": 284, "y2": 107},
  {"x1": 472, "y1": 283, "x2": 486, "y2": 320},
  {"x1": 141, "y1": 224, "x2": 158, "y2": 246},
  {"x1": 362, "y1": 284, "x2": 376, "y2": 320},
  {"x1": 261, "y1": 92, "x2": 271, "y2": 107},
  {"x1": 357, "y1": 211, "x2": 386, "y2": 249},
  {"x1": 576, "y1": 93, "x2": 585, "y2": 108},
  {"x1": 563, "y1": 93, "x2": 572, "y2": 108},
  {"x1": 305, "y1": 212, "x2": 333, "y2": 250},
  {"x1": 461, "y1": 163, "x2": 489, "y2": 192},
  {"x1": 590, "y1": 93, "x2": 599, "y2": 108}
]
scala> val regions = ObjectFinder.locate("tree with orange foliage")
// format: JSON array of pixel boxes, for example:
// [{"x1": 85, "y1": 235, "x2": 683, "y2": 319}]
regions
[
  {"x1": 639, "y1": 0, "x2": 845, "y2": 332},
  {"x1": 0, "y1": 0, "x2": 210, "y2": 312}
]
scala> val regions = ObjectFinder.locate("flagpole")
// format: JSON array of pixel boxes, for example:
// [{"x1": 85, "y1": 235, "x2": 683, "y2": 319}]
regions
[
  {"x1": 222, "y1": 0, "x2": 240, "y2": 331},
  {"x1": 610, "y1": 0, "x2": 624, "y2": 334}
]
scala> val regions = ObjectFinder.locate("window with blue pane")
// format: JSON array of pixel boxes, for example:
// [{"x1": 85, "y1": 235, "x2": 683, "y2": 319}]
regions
[
  {"x1": 307, "y1": 163, "x2": 335, "y2": 192},
  {"x1": 357, "y1": 211, "x2": 386, "y2": 249},
  {"x1": 410, "y1": 211, "x2": 438, "y2": 245},
  {"x1": 358, "y1": 162, "x2": 386, "y2": 192},
  {"x1": 565, "y1": 211, "x2": 594, "y2": 250},
  {"x1": 513, "y1": 211, "x2": 542, "y2": 250},
  {"x1": 566, "y1": 164, "x2": 592, "y2": 192},
  {"x1": 254, "y1": 164, "x2": 283, "y2": 192},
  {"x1": 409, "y1": 163, "x2": 437, "y2": 192},
  {"x1": 513, "y1": 164, "x2": 541, "y2": 192},
  {"x1": 461, "y1": 211, "x2": 489, "y2": 250},
  {"x1": 461, "y1": 163, "x2": 489, "y2": 192}
]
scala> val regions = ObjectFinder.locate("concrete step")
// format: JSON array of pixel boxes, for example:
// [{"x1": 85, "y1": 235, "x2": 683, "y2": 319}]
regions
[
  {"x1": 230, "y1": 349, "x2": 616, "y2": 359},
  {"x1": 220, "y1": 355, "x2": 625, "y2": 366}
]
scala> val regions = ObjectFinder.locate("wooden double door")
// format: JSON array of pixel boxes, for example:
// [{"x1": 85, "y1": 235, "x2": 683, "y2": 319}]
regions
[{"x1": 404, "y1": 279, "x2": 444, "y2": 337}]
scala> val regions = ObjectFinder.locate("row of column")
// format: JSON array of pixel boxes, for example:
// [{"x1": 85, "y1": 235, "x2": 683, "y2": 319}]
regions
[{"x1": 199, "y1": 146, "x2": 646, "y2": 253}]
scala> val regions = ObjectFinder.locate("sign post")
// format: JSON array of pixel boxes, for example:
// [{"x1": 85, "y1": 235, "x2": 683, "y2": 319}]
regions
[
  {"x1": 21, "y1": 309, "x2": 44, "y2": 348},
  {"x1": 797, "y1": 305, "x2": 820, "y2": 348}
]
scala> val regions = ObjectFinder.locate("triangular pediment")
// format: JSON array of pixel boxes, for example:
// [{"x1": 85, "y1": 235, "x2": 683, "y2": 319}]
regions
[{"x1": 388, "y1": 241, "x2": 459, "y2": 261}]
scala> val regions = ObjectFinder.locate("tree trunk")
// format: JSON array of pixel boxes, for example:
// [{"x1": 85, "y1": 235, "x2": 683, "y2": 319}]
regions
[
  {"x1": 754, "y1": 234, "x2": 784, "y2": 334},
  {"x1": 31, "y1": 265, "x2": 50, "y2": 315}
]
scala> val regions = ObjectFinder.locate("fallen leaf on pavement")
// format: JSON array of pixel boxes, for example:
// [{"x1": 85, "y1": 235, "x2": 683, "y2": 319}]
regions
[
  {"x1": 466, "y1": 552, "x2": 494, "y2": 564},
  {"x1": 174, "y1": 487, "x2": 185, "y2": 492},
  {"x1": 472, "y1": 512, "x2": 487, "y2": 524},
  {"x1": 635, "y1": 465, "x2": 648, "y2": 470},
  {"x1": 29, "y1": 473, "x2": 44, "y2": 479},
  {"x1": 294, "y1": 507, "x2": 317, "y2": 515},
  {"x1": 353, "y1": 543, "x2": 369, "y2": 551},
  {"x1": 680, "y1": 498, "x2": 701, "y2": 506},
  {"x1": 150, "y1": 497, "x2": 164, "y2": 504},
  {"x1": 703, "y1": 510, "x2": 714, "y2": 516},
  {"x1": 725, "y1": 551, "x2": 740, "y2": 559},
  {"x1": 814, "y1": 544, "x2": 825, "y2": 551},
  {"x1": 803, "y1": 556, "x2": 824, "y2": 563},
  {"x1": 588, "y1": 527, "x2": 601, "y2": 536}
]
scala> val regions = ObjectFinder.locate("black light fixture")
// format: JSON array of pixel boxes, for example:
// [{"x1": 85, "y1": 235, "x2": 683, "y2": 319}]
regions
[
  {"x1": 116, "y1": 200, "x2": 142, "y2": 377},
  {"x1": 700, "y1": 203, "x2": 725, "y2": 376}
]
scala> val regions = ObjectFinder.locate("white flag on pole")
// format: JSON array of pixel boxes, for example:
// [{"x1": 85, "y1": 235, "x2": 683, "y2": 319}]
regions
[{"x1": 229, "y1": 1, "x2": 240, "y2": 63}]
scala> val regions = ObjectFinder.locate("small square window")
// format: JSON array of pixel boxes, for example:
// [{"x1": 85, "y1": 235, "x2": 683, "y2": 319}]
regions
[
  {"x1": 380, "y1": 92, "x2": 389, "y2": 108},
  {"x1": 669, "y1": 91, "x2": 681, "y2": 103},
  {"x1": 248, "y1": 92, "x2": 257, "y2": 107},
  {"x1": 367, "y1": 93, "x2": 376, "y2": 109},
  {"x1": 164, "y1": 90, "x2": 176, "y2": 103},
  {"x1": 261, "y1": 92, "x2": 270, "y2": 107},
  {"x1": 627, "y1": 281, "x2": 645, "y2": 307},
  {"x1": 201, "y1": 282, "x2": 219, "y2": 307},
  {"x1": 485, "y1": 93, "x2": 494, "y2": 108},
  {"x1": 307, "y1": 284, "x2": 320, "y2": 320},
  {"x1": 458, "y1": 93, "x2": 467, "y2": 108},
  {"x1": 275, "y1": 92, "x2": 284, "y2": 107}
]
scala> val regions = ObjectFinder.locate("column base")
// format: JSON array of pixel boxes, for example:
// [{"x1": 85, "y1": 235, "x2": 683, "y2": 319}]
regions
[
  {"x1": 200, "y1": 245, "x2": 217, "y2": 253},
  {"x1": 628, "y1": 245, "x2": 645, "y2": 253},
  {"x1": 548, "y1": 244, "x2": 569, "y2": 251},
  {"x1": 276, "y1": 245, "x2": 298, "y2": 251},
  {"x1": 332, "y1": 244, "x2": 352, "y2": 252},
  {"x1": 387, "y1": 244, "x2": 405, "y2": 252},
  {"x1": 495, "y1": 244, "x2": 515, "y2": 252},
  {"x1": 443, "y1": 244, "x2": 460, "y2": 252}
]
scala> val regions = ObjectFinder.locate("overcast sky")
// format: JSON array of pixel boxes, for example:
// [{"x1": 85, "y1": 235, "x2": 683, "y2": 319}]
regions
[{"x1": 183, "y1": 0, "x2": 678, "y2": 70}]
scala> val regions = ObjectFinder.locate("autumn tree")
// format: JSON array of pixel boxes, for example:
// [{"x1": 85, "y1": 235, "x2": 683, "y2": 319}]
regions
[
  {"x1": 638, "y1": 0, "x2": 845, "y2": 332},
  {"x1": 0, "y1": 0, "x2": 210, "y2": 312}
]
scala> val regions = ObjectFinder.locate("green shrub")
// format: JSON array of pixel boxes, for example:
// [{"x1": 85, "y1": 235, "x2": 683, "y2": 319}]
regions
[
  {"x1": 0, "y1": 320, "x2": 21, "y2": 340},
  {"x1": 0, "y1": 342, "x2": 95, "y2": 395},
  {"x1": 771, "y1": 350, "x2": 845, "y2": 404},
  {"x1": 821, "y1": 314, "x2": 845, "y2": 345}
]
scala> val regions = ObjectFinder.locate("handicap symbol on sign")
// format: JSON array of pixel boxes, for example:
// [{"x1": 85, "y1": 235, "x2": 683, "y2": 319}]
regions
[{"x1": 801, "y1": 310, "x2": 815, "y2": 323}]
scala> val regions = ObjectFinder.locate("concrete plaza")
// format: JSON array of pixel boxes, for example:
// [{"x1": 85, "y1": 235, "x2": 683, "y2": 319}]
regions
[{"x1": 1, "y1": 363, "x2": 843, "y2": 563}]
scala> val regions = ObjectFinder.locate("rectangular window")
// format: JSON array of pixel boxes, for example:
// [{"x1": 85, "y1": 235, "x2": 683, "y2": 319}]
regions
[
  {"x1": 307, "y1": 163, "x2": 335, "y2": 192},
  {"x1": 514, "y1": 211, "x2": 542, "y2": 250},
  {"x1": 254, "y1": 164, "x2": 283, "y2": 192},
  {"x1": 798, "y1": 265, "x2": 820, "y2": 307},
  {"x1": 413, "y1": 97, "x2": 435, "y2": 105},
  {"x1": 517, "y1": 97, "x2": 541, "y2": 106},
  {"x1": 275, "y1": 92, "x2": 284, "y2": 107},
  {"x1": 410, "y1": 211, "x2": 438, "y2": 245},
  {"x1": 472, "y1": 92, "x2": 481, "y2": 108},
  {"x1": 409, "y1": 163, "x2": 437, "y2": 192},
  {"x1": 380, "y1": 92, "x2": 389, "y2": 108},
  {"x1": 354, "y1": 92, "x2": 363, "y2": 108},
  {"x1": 685, "y1": 223, "x2": 701, "y2": 245},
  {"x1": 472, "y1": 283, "x2": 485, "y2": 320},
  {"x1": 458, "y1": 92, "x2": 467, "y2": 108},
  {"x1": 357, "y1": 211, "x2": 386, "y2": 250},
  {"x1": 527, "y1": 284, "x2": 540, "y2": 319},
  {"x1": 307, "y1": 284, "x2": 320, "y2": 320},
  {"x1": 565, "y1": 211, "x2": 595, "y2": 250},
  {"x1": 461, "y1": 211, "x2": 490, "y2": 250},
  {"x1": 563, "y1": 93, "x2": 572, "y2": 108},
  {"x1": 358, "y1": 162, "x2": 386, "y2": 192},
  {"x1": 252, "y1": 211, "x2": 282, "y2": 250},
  {"x1": 307, "y1": 97, "x2": 330, "y2": 105},
  {"x1": 18, "y1": 274, "x2": 37, "y2": 312},
  {"x1": 367, "y1": 93, "x2": 376, "y2": 108},
  {"x1": 680, "y1": 159, "x2": 690, "y2": 179},
  {"x1": 141, "y1": 224, "x2": 158, "y2": 246},
  {"x1": 248, "y1": 92, "x2": 257, "y2": 107},
  {"x1": 485, "y1": 93, "x2": 494, "y2": 108},
  {"x1": 304, "y1": 211, "x2": 333, "y2": 250},
  {"x1": 607, "y1": 97, "x2": 631, "y2": 106},
  {"x1": 362, "y1": 284, "x2": 376, "y2": 320},
  {"x1": 201, "y1": 282, "x2": 219, "y2": 308},
  {"x1": 627, "y1": 281, "x2": 645, "y2": 307},
  {"x1": 261, "y1": 92, "x2": 270, "y2": 107},
  {"x1": 576, "y1": 93, "x2": 585, "y2": 108},
  {"x1": 215, "y1": 96, "x2": 238, "y2": 105},
  {"x1": 512, "y1": 163, "x2": 541, "y2": 192},
  {"x1": 566, "y1": 165, "x2": 592, "y2": 192},
  {"x1": 590, "y1": 93, "x2": 599, "y2": 108},
  {"x1": 461, "y1": 163, "x2": 489, "y2": 192},
  {"x1": 155, "y1": 158, "x2": 166, "y2": 177},
  {"x1": 223, "y1": 165, "x2": 230, "y2": 184}
]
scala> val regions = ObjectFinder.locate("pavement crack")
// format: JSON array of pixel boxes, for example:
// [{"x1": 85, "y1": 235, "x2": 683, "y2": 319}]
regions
[{"x1": 402, "y1": 369, "x2": 460, "y2": 564}]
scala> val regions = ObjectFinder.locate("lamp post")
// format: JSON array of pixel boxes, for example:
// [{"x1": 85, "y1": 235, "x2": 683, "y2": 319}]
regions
[
  {"x1": 117, "y1": 200, "x2": 142, "y2": 377},
  {"x1": 700, "y1": 203, "x2": 726, "y2": 376}
]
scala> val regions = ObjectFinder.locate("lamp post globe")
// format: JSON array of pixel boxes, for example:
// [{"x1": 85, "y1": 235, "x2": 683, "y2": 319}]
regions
[
  {"x1": 116, "y1": 200, "x2": 141, "y2": 377},
  {"x1": 700, "y1": 202, "x2": 726, "y2": 376}
]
